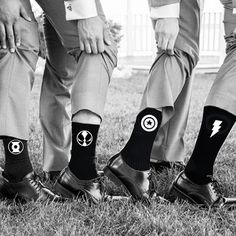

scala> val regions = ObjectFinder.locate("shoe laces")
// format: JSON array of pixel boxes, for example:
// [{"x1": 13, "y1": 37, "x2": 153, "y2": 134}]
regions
[{"x1": 29, "y1": 174, "x2": 44, "y2": 192}]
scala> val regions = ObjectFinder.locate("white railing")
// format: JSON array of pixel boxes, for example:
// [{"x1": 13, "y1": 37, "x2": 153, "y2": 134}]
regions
[
  {"x1": 116, "y1": 11, "x2": 225, "y2": 68},
  {"x1": 117, "y1": 14, "x2": 156, "y2": 57},
  {"x1": 199, "y1": 11, "x2": 225, "y2": 67}
]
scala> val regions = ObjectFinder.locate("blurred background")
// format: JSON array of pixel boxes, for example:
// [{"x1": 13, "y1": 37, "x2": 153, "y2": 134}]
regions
[{"x1": 31, "y1": 0, "x2": 224, "y2": 73}]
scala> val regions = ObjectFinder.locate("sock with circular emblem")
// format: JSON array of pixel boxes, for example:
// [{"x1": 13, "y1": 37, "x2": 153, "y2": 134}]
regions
[
  {"x1": 121, "y1": 108, "x2": 162, "y2": 171},
  {"x1": 68, "y1": 123, "x2": 99, "y2": 180},
  {"x1": 3, "y1": 137, "x2": 33, "y2": 182}
]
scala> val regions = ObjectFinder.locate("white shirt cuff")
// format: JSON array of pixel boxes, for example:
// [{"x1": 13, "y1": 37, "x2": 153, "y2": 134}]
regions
[
  {"x1": 150, "y1": 3, "x2": 180, "y2": 19},
  {"x1": 233, "y1": 8, "x2": 236, "y2": 14},
  {"x1": 64, "y1": 0, "x2": 98, "y2": 21}
]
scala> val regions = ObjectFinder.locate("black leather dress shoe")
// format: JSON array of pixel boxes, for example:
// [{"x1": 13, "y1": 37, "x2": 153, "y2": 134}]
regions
[
  {"x1": 168, "y1": 171, "x2": 222, "y2": 208},
  {"x1": 55, "y1": 167, "x2": 103, "y2": 204},
  {"x1": 0, "y1": 172, "x2": 62, "y2": 202},
  {"x1": 103, "y1": 153, "x2": 151, "y2": 201}
]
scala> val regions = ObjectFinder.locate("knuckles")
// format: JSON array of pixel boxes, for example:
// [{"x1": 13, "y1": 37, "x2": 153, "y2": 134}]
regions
[
  {"x1": 1, "y1": 18, "x2": 18, "y2": 26},
  {"x1": 80, "y1": 34, "x2": 101, "y2": 42},
  {"x1": 155, "y1": 31, "x2": 175, "y2": 39}
]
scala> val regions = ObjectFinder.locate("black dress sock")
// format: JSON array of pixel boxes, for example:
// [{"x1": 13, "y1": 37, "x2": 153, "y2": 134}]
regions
[
  {"x1": 121, "y1": 108, "x2": 162, "y2": 171},
  {"x1": 68, "y1": 123, "x2": 99, "y2": 180},
  {"x1": 3, "y1": 137, "x2": 33, "y2": 182},
  {"x1": 185, "y1": 106, "x2": 236, "y2": 185}
]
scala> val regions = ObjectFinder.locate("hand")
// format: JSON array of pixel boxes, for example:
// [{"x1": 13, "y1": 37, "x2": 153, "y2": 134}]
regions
[
  {"x1": 0, "y1": 0, "x2": 31, "y2": 53},
  {"x1": 77, "y1": 16, "x2": 111, "y2": 54},
  {"x1": 154, "y1": 18, "x2": 179, "y2": 55}
]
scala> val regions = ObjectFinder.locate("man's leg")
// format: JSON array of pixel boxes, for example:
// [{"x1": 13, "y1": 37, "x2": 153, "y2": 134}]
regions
[
  {"x1": 0, "y1": 17, "x2": 39, "y2": 179},
  {"x1": 0, "y1": 1, "x2": 60, "y2": 202},
  {"x1": 186, "y1": 45, "x2": 236, "y2": 184},
  {"x1": 120, "y1": 50, "x2": 193, "y2": 171},
  {"x1": 36, "y1": 0, "x2": 117, "y2": 201},
  {"x1": 148, "y1": 0, "x2": 200, "y2": 169},
  {"x1": 54, "y1": 48, "x2": 116, "y2": 202},
  {"x1": 185, "y1": 4, "x2": 236, "y2": 185},
  {"x1": 40, "y1": 17, "x2": 76, "y2": 175},
  {"x1": 67, "y1": 43, "x2": 116, "y2": 179},
  {"x1": 168, "y1": 36, "x2": 236, "y2": 208},
  {"x1": 104, "y1": 50, "x2": 194, "y2": 200}
]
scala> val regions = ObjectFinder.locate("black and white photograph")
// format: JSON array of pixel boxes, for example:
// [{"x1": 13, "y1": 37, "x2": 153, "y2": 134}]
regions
[{"x1": 0, "y1": 0, "x2": 235, "y2": 235}]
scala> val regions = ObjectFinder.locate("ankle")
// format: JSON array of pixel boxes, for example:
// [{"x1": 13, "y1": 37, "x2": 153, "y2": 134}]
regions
[
  {"x1": 184, "y1": 169, "x2": 211, "y2": 185},
  {"x1": 3, "y1": 137, "x2": 33, "y2": 182},
  {"x1": 68, "y1": 156, "x2": 98, "y2": 180}
]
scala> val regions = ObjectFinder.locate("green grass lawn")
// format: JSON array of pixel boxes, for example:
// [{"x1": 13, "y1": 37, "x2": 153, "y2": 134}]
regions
[{"x1": 0, "y1": 70, "x2": 235, "y2": 235}]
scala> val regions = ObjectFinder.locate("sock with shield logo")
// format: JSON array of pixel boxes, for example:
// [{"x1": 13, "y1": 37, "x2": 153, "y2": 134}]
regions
[
  {"x1": 121, "y1": 108, "x2": 162, "y2": 171},
  {"x1": 185, "y1": 106, "x2": 236, "y2": 185},
  {"x1": 68, "y1": 123, "x2": 100, "y2": 180},
  {"x1": 3, "y1": 137, "x2": 33, "y2": 182}
]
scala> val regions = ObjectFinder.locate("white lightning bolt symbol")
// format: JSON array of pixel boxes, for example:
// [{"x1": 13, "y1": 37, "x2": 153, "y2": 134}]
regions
[{"x1": 210, "y1": 120, "x2": 222, "y2": 138}]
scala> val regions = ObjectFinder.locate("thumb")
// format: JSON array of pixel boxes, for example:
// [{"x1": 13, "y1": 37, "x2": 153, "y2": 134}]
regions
[
  {"x1": 103, "y1": 28, "x2": 111, "y2": 46},
  {"x1": 20, "y1": 6, "x2": 32, "y2": 22}
]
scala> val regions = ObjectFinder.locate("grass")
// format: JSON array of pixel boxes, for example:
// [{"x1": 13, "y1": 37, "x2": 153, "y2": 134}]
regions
[{"x1": 0, "y1": 69, "x2": 235, "y2": 235}]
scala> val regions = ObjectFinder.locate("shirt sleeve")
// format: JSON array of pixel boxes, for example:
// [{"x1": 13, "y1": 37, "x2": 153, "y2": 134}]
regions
[
  {"x1": 148, "y1": 0, "x2": 180, "y2": 8},
  {"x1": 150, "y1": 3, "x2": 180, "y2": 19},
  {"x1": 64, "y1": 0, "x2": 98, "y2": 21},
  {"x1": 233, "y1": 0, "x2": 236, "y2": 14}
]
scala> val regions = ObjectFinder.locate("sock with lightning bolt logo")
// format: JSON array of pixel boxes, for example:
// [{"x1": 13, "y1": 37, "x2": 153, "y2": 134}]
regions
[
  {"x1": 69, "y1": 123, "x2": 99, "y2": 180},
  {"x1": 185, "y1": 106, "x2": 236, "y2": 185},
  {"x1": 121, "y1": 108, "x2": 162, "y2": 171}
]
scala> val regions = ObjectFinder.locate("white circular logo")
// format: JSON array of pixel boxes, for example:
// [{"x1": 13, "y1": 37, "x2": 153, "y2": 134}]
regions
[
  {"x1": 76, "y1": 130, "x2": 93, "y2": 147},
  {"x1": 8, "y1": 140, "x2": 24, "y2": 155},
  {"x1": 141, "y1": 115, "x2": 158, "y2": 132}
]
